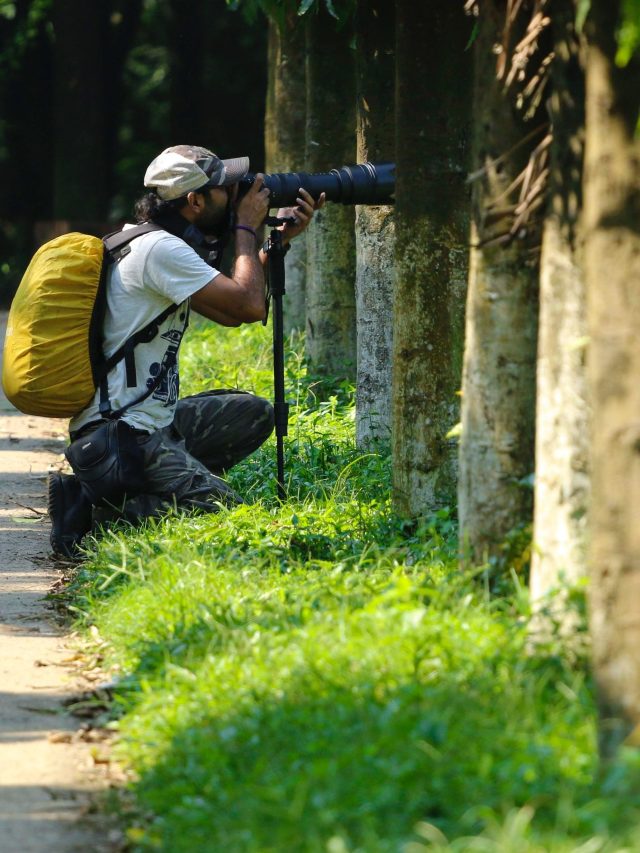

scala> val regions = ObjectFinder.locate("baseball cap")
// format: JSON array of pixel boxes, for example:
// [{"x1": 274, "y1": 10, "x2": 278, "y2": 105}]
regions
[{"x1": 144, "y1": 145, "x2": 250, "y2": 201}]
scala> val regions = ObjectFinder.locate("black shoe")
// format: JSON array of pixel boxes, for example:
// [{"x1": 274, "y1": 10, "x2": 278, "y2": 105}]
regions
[{"x1": 48, "y1": 472, "x2": 93, "y2": 558}]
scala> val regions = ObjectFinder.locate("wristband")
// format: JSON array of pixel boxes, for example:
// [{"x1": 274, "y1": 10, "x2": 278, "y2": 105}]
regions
[{"x1": 233, "y1": 224, "x2": 257, "y2": 239}]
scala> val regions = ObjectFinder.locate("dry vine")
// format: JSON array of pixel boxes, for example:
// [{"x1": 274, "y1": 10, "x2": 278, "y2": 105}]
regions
[{"x1": 465, "y1": 0, "x2": 555, "y2": 247}]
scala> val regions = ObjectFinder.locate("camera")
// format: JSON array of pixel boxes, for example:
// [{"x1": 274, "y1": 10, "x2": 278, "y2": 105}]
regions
[{"x1": 238, "y1": 162, "x2": 396, "y2": 208}]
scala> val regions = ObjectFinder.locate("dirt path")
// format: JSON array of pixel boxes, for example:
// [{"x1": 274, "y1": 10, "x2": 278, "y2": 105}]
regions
[{"x1": 0, "y1": 314, "x2": 114, "y2": 853}]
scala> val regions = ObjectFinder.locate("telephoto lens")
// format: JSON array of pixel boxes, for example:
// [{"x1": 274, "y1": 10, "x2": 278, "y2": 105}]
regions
[{"x1": 238, "y1": 162, "x2": 395, "y2": 208}]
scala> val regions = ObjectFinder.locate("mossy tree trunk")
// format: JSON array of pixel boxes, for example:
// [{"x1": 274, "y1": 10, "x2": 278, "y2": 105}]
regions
[
  {"x1": 265, "y1": 9, "x2": 308, "y2": 334},
  {"x1": 354, "y1": 0, "x2": 395, "y2": 448},
  {"x1": 392, "y1": 0, "x2": 472, "y2": 514},
  {"x1": 305, "y1": 7, "x2": 357, "y2": 384},
  {"x1": 584, "y1": 0, "x2": 640, "y2": 760},
  {"x1": 530, "y1": 3, "x2": 589, "y2": 607},
  {"x1": 458, "y1": 2, "x2": 540, "y2": 564}
]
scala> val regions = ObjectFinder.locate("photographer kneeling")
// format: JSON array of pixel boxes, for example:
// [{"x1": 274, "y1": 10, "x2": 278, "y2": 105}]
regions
[{"x1": 49, "y1": 144, "x2": 324, "y2": 557}]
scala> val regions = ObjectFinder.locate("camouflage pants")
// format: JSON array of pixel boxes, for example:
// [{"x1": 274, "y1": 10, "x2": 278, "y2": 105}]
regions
[{"x1": 92, "y1": 390, "x2": 274, "y2": 525}]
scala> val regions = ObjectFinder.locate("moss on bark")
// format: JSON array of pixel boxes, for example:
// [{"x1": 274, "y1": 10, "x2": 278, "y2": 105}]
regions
[{"x1": 392, "y1": 0, "x2": 472, "y2": 514}]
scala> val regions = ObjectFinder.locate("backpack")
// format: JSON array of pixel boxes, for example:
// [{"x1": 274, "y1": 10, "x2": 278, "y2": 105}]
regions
[{"x1": 2, "y1": 224, "x2": 180, "y2": 419}]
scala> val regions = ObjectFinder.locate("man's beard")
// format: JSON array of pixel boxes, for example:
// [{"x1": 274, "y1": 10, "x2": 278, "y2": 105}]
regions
[{"x1": 197, "y1": 197, "x2": 231, "y2": 238}]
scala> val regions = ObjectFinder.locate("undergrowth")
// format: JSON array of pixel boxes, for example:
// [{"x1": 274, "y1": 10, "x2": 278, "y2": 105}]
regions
[{"x1": 61, "y1": 321, "x2": 640, "y2": 853}]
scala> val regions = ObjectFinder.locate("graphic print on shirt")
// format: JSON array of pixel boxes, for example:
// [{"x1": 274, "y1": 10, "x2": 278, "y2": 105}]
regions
[{"x1": 147, "y1": 326, "x2": 184, "y2": 408}]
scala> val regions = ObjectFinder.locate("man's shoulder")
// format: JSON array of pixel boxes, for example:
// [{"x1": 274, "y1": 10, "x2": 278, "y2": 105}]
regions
[
  {"x1": 118, "y1": 224, "x2": 214, "y2": 299},
  {"x1": 124, "y1": 226, "x2": 205, "y2": 276},
  {"x1": 123, "y1": 224, "x2": 187, "y2": 254}
]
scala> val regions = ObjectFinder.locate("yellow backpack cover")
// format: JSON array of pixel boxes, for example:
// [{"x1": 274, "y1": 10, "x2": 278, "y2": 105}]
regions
[
  {"x1": 2, "y1": 233, "x2": 106, "y2": 417},
  {"x1": 2, "y1": 223, "x2": 170, "y2": 419}
]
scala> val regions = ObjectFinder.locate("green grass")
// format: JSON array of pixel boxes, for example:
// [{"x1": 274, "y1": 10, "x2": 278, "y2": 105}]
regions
[{"x1": 63, "y1": 321, "x2": 640, "y2": 852}]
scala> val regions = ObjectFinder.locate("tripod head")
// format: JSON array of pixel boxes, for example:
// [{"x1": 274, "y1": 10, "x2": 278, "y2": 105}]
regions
[{"x1": 264, "y1": 214, "x2": 297, "y2": 228}]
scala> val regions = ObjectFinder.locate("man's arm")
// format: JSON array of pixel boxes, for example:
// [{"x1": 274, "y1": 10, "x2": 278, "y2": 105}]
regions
[
  {"x1": 191, "y1": 176, "x2": 270, "y2": 324},
  {"x1": 191, "y1": 228, "x2": 266, "y2": 325},
  {"x1": 191, "y1": 184, "x2": 325, "y2": 325}
]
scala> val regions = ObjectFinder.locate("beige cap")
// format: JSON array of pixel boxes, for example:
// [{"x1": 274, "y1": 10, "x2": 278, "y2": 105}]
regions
[{"x1": 144, "y1": 145, "x2": 250, "y2": 201}]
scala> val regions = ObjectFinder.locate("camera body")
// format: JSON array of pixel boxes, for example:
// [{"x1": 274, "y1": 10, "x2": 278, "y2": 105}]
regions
[{"x1": 238, "y1": 162, "x2": 396, "y2": 209}]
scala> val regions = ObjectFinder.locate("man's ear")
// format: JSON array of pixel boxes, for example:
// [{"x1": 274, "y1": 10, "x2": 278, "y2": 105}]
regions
[{"x1": 186, "y1": 190, "x2": 203, "y2": 212}]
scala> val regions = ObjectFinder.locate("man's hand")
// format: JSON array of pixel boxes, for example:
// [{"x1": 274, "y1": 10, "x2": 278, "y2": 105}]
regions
[
  {"x1": 235, "y1": 173, "x2": 270, "y2": 231},
  {"x1": 276, "y1": 188, "x2": 326, "y2": 243}
]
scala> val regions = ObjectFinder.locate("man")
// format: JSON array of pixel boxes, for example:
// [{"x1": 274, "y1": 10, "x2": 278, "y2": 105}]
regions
[{"x1": 49, "y1": 144, "x2": 323, "y2": 557}]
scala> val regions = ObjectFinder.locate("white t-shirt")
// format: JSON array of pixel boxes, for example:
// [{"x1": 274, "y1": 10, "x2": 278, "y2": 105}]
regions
[{"x1": 70, "y1": 226, "x2": 218, "y2": 435}]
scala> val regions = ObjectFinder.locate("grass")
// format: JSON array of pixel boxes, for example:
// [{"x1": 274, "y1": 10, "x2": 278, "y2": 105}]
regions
[{"x1": 62, "y1": 320, "x2": 640, "y2": 852}]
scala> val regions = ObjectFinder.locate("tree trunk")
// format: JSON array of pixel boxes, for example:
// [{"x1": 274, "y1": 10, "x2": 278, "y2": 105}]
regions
[
  {"x1": 305, "y1": 8, "x2": 356, "y2": 384},
  {"x1": 52, "y1": 0, "x2": 110, "y2": 219},
  {"x1": 584, "y1": 0, "x2": 640, "y2": 760},
  {"x1": 1, "y1": 0, "x2": 54, "y2": 221},
  {"x1": 265, "y1": 20, "x2": 278, "y2": 173},
  {"x1": 265, "y1": 10, "x2": 308, "y2": 334},
  {"x1": 392, "y1": 0, "x2": 472, "y2": 513},
  {"x1": 530, "y1": 3, "x2": 589, "y2": 607},
  {"x1": 104, "y1": 1, "x2": 143, "y2": 197},
  {"x1": 154, "y1": 1, "x2": 267, "y2": 174},
  {"x1": 168, "y1": 0, "x2": 205, "y2": 143},
  {"x1": 354, "y1": 0, "x2": 395, "y2": 448},
  {"x1": 458, "y1": 1, "x2": 540, "y2": 564}
]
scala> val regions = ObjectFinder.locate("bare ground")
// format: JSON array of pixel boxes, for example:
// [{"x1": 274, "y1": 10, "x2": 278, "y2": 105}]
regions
[{"x1": 0, "y1": 314, "x2": 119, "y2": 853}]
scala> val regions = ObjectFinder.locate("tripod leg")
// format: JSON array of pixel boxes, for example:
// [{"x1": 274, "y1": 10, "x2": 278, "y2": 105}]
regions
[
  {"x1": 272, "y1": 292, "x2": 288, "y2": 501},
  {"x1": 268, "y1": 230, "x2": 289, "y2": 501}
]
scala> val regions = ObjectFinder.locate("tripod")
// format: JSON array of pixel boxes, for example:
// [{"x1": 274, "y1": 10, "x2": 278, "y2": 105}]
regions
[{"x1": 263, "y1": 217, "x2": 295, "y2": 501}]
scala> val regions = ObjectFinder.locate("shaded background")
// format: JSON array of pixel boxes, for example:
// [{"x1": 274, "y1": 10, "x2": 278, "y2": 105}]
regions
[{"x1": 0, "y1": 0, "x2": 267, "y2": 304}]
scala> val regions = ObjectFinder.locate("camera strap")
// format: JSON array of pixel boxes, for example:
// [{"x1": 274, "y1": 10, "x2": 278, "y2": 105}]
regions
[{"x1": 152, "y1": 209, "x2": 227, "y2": 268}]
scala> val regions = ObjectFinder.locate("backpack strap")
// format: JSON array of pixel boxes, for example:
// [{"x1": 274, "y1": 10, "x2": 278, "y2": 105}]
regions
[
  {"x1": 95, "y1": 223, "x2": 183, "y2": 418},
  {"x1": 101, "y1": 301, "x2": 191, "y2": 420},
  {"x1": 97, "y1": 302, "x2": 186, "y2": 417},
  {"x1": 100, "y1": 301, "x2": 180, "y2": 377},
  {"x1": 102, "y1": 222, "x2": 165, "y2": 260}
]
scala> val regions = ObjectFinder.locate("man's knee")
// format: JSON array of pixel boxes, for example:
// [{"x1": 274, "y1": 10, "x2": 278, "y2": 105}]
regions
[
  {"x1": 191, "y1": 390, "x2": 274, "y2": 444},
  {"x1": 223, "y1": 394, "x2": 274, "y2": 460},
  {"x1": 249, "y1": 395, "x2": 275, "y2": 442}
]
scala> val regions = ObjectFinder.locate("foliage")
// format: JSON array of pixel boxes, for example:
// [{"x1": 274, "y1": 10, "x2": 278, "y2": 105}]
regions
[
  {"x1": 575, "y1": 0, "x2": 591, "y2": 34},
  {"x1": 0, "y1": 0, "x2": 54, "y2": 304},
  {"x1": 111, "y1": 0, "x2": 268, "y2": 220},
  {"x1": 58, "y1": 322, "x2": 640, "y2": 853},
  {"x1": 576, "y1": 0, "x2": 640, "y2": 66},
  {"x1": 0, "y1": 0, "x2": 267, "y2": 304},
  {"x1": 226, "y1": 0, "x2": 355, "y2": 27},
  {"x1": 0, "y1": 0, "x2": 52, "y2": 73},
  {"x1": 617, "y1": 0, "x2": 640, "y2": 66}
]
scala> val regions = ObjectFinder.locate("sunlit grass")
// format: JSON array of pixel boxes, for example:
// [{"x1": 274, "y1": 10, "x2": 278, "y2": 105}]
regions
[{"x1": 63, "y1": 321, "x2": 640, "y2": 852}]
